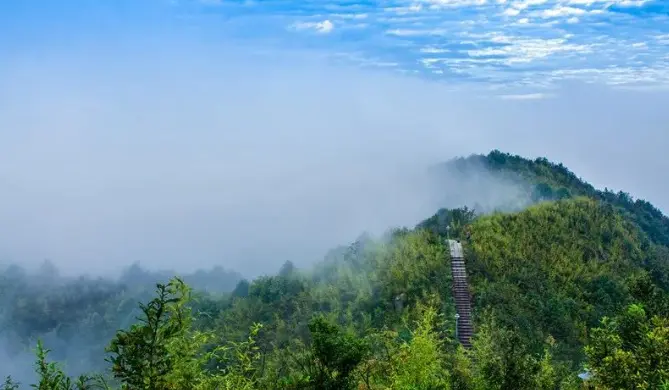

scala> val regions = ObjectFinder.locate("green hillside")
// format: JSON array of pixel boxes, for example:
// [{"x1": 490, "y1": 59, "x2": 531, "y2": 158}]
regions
[
  {"x1": 481, "y1": 150, "x2": 669, "y2": 247},
  {"x1": 468, "y1": 198, "x2": 666, "y2": 360},
  {"x1": 2, "y1": 151, "x2": 668, "y2": 390}
]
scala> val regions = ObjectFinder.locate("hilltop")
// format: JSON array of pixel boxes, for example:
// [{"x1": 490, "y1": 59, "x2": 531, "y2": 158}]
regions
[
  {"x1": 1, "y1": 151, "x2": 668, "y2": 389},
  {"x1": 444, "y1": 150, "x2": 669, "y2": 246}
]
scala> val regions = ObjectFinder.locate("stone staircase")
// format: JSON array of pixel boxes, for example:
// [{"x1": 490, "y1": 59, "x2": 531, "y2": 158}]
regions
[{"x1": 448, "y1": 239, "x2": 474, "y2": 348}]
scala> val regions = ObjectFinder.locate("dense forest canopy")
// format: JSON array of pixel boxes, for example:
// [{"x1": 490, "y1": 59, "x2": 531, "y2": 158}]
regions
[{"x1": 1, "y1": 150, "x2": 668, "y2": 389}]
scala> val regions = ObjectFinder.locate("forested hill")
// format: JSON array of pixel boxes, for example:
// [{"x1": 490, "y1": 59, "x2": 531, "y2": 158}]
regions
[
  {"x1": 2, "y1": 151, "x2": 669, "y2": 390},
  {"x1": 440, "y1": 150, "x2": 669, "y2": 246}
]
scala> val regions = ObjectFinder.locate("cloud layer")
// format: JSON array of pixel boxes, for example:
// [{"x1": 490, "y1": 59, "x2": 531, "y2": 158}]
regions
[{"x1": 178, "y1": 0, "x2": 669, "y2": 94}]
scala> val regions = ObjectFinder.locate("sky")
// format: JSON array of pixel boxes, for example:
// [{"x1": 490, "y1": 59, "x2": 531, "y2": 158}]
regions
[{"x1": 0, "y1": 0, "x2": 668, "y2": 277}]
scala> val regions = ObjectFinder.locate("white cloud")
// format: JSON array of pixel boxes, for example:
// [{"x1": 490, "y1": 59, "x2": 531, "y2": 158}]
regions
[
  {"x1": 542, "y1": 6, "x2": 587, "y2": 18},
  {"x1": 614, "y1": 0, "x2": 652, "y2": 6},
  {"x1": 468, "y1": 36, "x2": 593, "y2": 64},
  {"x1": 550, "y1": 65, "x2": 669, "y2": 86},
  {"x1": 386, "y1": 28, "x2": 449, "y2": 36},
  {"x1": 292, "y1": 20, "x2": 335, "y2": 34},
  {"x1": 501, "y1": 0, "x2": 550, "y2": 18},
  {"x1": 565, "y1": 0, "x2": 649, "y2": 6},
  {"x1": 420, "y1": 46, "x2": 451, "y2": 53},
  {"x1": 419, "y1": 0, "x2": 488, "y2": 8},
  {"x1": 509, "y1": 0, "x2": 548, "y2": 10},
  {"x1": 499, "y1": 92, "x2": 552, "y2": 99},
  {"x1": 385, "y1": 4, "x2": 424, "y2": 14},
  {"x1": 330, "y1": 13, "x2": 368, "y2": 20},
  {"x1": 420, "y1": 58, "x2": 446, "y2": 68}
]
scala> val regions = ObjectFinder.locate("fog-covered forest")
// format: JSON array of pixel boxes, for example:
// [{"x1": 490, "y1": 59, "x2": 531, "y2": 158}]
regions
[{"x1": 2, "y1": 151, "x2": 668, "y2": 389}]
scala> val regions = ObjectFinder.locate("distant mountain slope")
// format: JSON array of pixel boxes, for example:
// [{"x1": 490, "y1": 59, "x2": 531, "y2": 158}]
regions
[{"x1": 460, "y1": 150, "x2": 669, "y2": 247}]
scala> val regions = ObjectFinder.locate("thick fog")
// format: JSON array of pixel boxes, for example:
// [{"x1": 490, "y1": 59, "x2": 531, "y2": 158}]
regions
[{"x1": 1, "y1": 44, "x2": 668, "y2": 278}]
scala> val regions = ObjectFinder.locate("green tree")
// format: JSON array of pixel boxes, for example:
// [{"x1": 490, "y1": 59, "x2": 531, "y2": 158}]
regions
[
  {"x1": 105, "y1": 277, "x2": 196, "y2": 389},
  {"x1": 307, "y1": 315, "x2": 370, "y2": 390},
  {"x1": 585, "y1": 304, "x2": 669, "y2": 389},
  {"x1": 386, "y1": 304, "x2": 450, "y2": 390},
  {"x1": 470, "y1": 320, "x2": 533, "y2": 390},
  {"x1": 31, "y1": 339, "x2": 108, "y2": 390},
  {"x1": 470, "y1": 315, "x2": 565, "y2": 390},
  {"x1": 1, "y1": 377, "x2": 20, "y2": 390}
]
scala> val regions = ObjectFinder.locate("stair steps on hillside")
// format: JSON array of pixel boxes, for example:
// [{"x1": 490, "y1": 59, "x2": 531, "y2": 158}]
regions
[{"x1": 448, "y1": 239, "x2": 474, "y2": 349}]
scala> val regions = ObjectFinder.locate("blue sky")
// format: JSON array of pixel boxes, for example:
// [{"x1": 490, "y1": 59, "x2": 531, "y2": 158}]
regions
[
  {"x1": 1, "y1": 1, "x2": 668, "y2": 276},
  {"x1": 2, "y1": 0, "x2": 668, "y2": 95}
]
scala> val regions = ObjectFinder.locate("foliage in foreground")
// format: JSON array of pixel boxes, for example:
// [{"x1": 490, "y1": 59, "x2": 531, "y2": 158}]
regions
[{"x1": 5, "y1": 273, "x2": 668, "y2": 389}]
